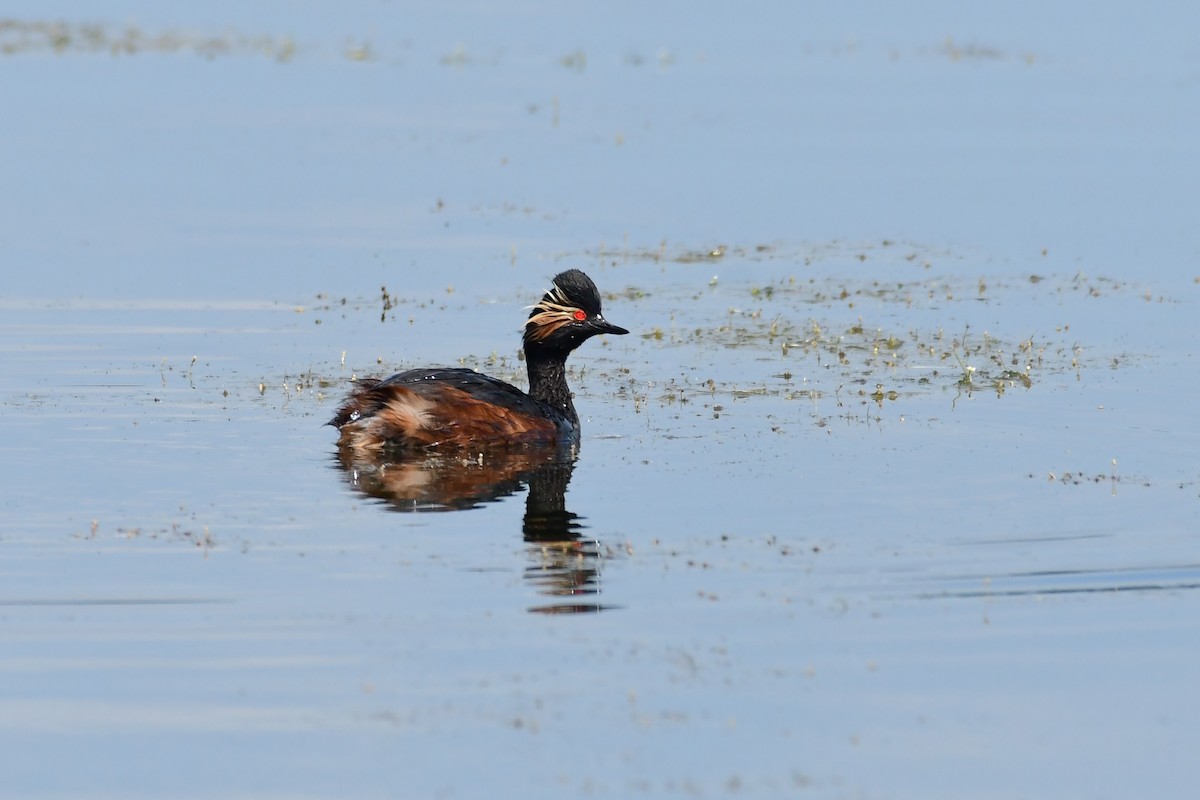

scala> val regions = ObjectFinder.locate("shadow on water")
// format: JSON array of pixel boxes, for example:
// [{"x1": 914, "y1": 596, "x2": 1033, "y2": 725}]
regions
[{"x1": 331, "y1": 445, "x2": 617, "y2": 615}]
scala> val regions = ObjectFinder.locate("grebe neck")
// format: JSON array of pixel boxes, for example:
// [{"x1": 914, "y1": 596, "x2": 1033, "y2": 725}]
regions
[{"x1": 526, "y1": 350, "x2": 577, "y2": 427}]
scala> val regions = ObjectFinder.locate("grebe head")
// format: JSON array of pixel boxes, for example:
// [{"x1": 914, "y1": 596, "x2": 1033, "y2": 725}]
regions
[{"x1": 524, "y1": 269, "x2": 628, "y2": 354}]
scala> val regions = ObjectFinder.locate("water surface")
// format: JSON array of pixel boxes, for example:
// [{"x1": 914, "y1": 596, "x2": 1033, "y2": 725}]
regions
[{"x1": 1, "y1": 3, "x2": 1198, "y2": 798}]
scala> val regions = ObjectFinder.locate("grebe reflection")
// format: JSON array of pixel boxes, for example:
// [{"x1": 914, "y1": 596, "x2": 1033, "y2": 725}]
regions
[{"x1": 332, "y1": 445, "x2": 616, "y2": 613}]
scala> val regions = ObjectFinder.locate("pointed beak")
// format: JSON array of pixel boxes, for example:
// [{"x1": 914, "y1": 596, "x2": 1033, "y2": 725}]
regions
[{"x1": 590, "y1": 315, "x2": 629, "y2": 336}]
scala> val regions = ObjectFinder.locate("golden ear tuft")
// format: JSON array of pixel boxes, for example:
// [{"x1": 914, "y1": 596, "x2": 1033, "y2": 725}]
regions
[{"x1": 525, "y1": 289, "x2": 581, "y2": 342}]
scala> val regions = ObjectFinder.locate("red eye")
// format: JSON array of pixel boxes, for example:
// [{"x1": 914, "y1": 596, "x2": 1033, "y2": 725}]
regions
[{"x1": 573, "y1": 309, "x2": 587, "y2": 321}]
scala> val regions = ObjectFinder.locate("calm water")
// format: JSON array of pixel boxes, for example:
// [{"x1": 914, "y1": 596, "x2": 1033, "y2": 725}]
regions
[{"x1": 2, "y1": 3, "x2": 1198, "y2": 798}]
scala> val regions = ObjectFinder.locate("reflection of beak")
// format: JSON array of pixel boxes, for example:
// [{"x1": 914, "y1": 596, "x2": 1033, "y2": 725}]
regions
[{"x1": 589, "y1": 315, "x2": 629, "y2": 336}]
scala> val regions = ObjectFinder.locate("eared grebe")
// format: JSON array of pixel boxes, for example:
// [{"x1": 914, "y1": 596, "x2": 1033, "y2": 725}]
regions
[{"x1": 329, "y1": 269, "x2": 628, "y2": 452}]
